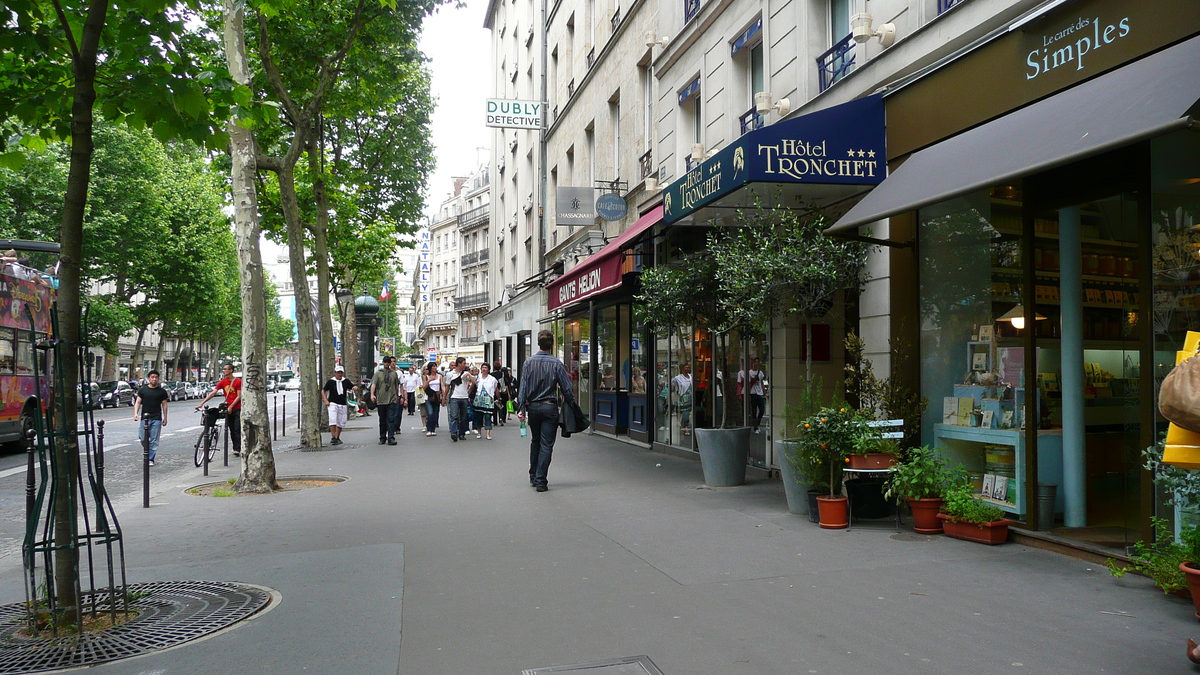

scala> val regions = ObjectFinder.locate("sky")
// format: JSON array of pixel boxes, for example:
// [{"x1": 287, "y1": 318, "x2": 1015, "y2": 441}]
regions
[{"x1": 419, "y1": 1, "x2": 493, "y2": 220}]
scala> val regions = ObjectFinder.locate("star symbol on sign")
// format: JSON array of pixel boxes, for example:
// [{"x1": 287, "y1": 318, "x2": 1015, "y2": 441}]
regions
[
  {"x1": 847, "y1": 149, "x2": 857, "y2": 157},
  {"x1": 867, "y1": 150, "x2": 876, "y2": 158},
  {"x1": 857, "y1": 150, "x2": 866, "y2": 158}
]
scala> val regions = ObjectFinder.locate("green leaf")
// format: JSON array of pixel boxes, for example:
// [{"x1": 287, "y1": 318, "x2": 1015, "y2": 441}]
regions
[{"x1": 0, "y1": 151, "x2": 26, "y2": 170}]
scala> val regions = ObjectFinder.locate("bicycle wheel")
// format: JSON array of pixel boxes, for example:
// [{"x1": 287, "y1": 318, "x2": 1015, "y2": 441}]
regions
[
  {"x1": 194, "y1": 425, "x2": 217, "y2": 467},
  {"x1": 206, "y1": 426, "x2": 220, "y2": 463}
]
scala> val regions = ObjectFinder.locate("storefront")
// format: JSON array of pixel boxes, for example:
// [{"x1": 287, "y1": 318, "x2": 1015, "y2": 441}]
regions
[
  {"x1": 546, "y1": 207, "x2": 663, "y2": 443},
  {"x1": 830, "y1": 0, "x2": 1200, "y2": 550},
  {"x1": 656, "y1": 95, "x2": 888, "y2": 465}
]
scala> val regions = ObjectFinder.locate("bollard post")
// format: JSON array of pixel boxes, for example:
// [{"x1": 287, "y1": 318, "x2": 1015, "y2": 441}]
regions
[
  {"x1": 273, "y1": 395, "x2": 278, "y2": 441},
  {"x1": 96, "y1": 419, "x2": 105, "y2": 486},
  {"x1": 142, "y1": 419, "x2": 151, "y2": 508},
  {"x1": 25, "y1": 426, "x2": 35, "y2": 525},
  {"x1": 202, "y1": 417, "x2": 209, "y2": 478},
  {"x1": 223, "y1": 415, "x2": 229, "y2": 467},
  {"x1": 282, "y1": 395, "x2": 286, "y2": 438},
  {"x1": 297, "y1": 392, "x2": 301, "y2": 431}
]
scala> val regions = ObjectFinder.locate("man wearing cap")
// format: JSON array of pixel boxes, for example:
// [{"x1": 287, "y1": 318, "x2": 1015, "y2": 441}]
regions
[
  {"x1": 370, "y1": 356, "x2": 403, "y2": 445},
  {"x1": 322, "y1": 364, "x2": 354, "y2": 445}
]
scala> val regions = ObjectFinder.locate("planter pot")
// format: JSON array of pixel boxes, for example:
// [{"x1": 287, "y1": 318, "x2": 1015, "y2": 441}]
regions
[
  {"x1": 776, "y1": 440, "x2": 809, "y2": 515},
  {"x1": 845, "y1": 476, "x2": 893, "y2": 520},
  {"x1": 1179, "y1": 562, "x2": 1200, "y2": 621},
  {"x1": 806, "y1": 489, "x2": 822, "y2": 523},
  {"x1": 694, "y1": 427, "x2": 751, "y2": 487},
  {"x1": 845, "y1": 453, "x2": 898, "y2": 470},
  {"x1": 816, "y1": 495, "x2": 849, "y2": 529},
  {"x1": 938, "y1": 514, "x2": 1013, "y2": 545},
  {"x1": 907, "y1": 498, "x2": 944, "y2": 534}
]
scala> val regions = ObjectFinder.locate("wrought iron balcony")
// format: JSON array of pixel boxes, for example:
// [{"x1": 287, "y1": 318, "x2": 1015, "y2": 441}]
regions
[
  {"x1": 684, "y1": 0, "x2": 700, "y2": 24},
  {"x1": 685, "y1": 156, "x2": 699, "y2": 172},
  {"x1": 458, "y1": 205, "x2": 489, "y2": 231},
  {"x1": 418, "y1": 312, "x2": 458, "y2": 337},
  {"x1": 739, "y1": 107, "x2": 763, "y2": 135},
  {"x1": 462, "y1": 248, "x2": 490, "y2": 267},
  {"x1": 586, "y1": 46, "x2": 596, "y2": 69},
  {"x1": 611, "y1": 8, "x2": 621, "y2": 31},
  {"x1": 567, "y1": 78, "x2": 576, "y2": 98},
  {"x1": 938, "y1": 0, "x2": 967, "y2": 14},
  {"x1": 455, "y1": 292, "x2": 490, "y2": 311},
  {"x1": 459, "y1": 335, "x2": 482, "y2": 346},
  {"x1": 639, "y1": 149, "x2": 654, "y2": 179},
  {"x1": 817, "y1": 32, "x2": 856, "y2": 93}
]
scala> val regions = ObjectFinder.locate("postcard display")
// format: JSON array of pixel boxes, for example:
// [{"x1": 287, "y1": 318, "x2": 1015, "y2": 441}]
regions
[{"x1": 933, "y1": 333, "x2": 1063, "y2": 518}]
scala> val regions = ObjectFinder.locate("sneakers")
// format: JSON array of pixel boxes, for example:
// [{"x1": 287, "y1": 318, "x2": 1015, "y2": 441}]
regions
[
  {"x1": 451, "y1": 433, "x2": 458, "y2": 443},
  {"x1": 330, "y1": 437, "x2": 342, "y2": 445},
  {"x1": 474, "y1": 430, "x2": 481, "y2": 438},
  {"x1": 148, "y1": 460, "x2": 156, "y2": 467},
  {"x1": 535, "y1": 485, "x2": 548, "y2": 492}
]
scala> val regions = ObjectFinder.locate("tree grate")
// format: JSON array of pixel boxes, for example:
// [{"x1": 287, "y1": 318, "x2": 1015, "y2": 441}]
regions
[
  {"x1": 0, "y1": 580, "x2": 272, "y2": 673},
  {"x1": 298, "y1": 444, "x2": 350, "y2": 452}
]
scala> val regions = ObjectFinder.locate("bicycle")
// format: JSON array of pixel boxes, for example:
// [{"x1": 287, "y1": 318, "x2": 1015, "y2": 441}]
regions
[{"x1": 193, "y1": 403, "x2": 227, "y2": 467}]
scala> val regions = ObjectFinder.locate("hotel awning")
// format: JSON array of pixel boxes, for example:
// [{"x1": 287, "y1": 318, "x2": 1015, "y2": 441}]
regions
[
  {"x1": 662, "y1": 95, "x2": 887, "y2": 225},
  {"x1": 828, "y1": 35, "x2": 1200, "y2": 233},
  {"x1": 546, "y1": 205, "x2": 664, "y2": 312}
]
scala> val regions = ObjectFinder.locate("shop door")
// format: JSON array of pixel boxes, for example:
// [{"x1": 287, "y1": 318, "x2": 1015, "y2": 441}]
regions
[{"x1": 1028, "y1": 191, "x2": 1144, "y2": 550}]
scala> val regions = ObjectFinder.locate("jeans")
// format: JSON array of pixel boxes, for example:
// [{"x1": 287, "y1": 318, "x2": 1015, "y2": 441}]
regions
[
  {"x1": 138, "y1": 418, "x2": 162, "y2": 461},
  {"x1": 447, "y1": 398, "x2": 470, "y2": 437},
  {"x1": 473, "y1": 408, "x2": 493, "y2": 431},
  {"x1": 750, "y1": 393, "x2": 766, "y2": 429},
  {"x1": 407, "y1": 391, "x2": 416, "y2": 415},
  {"x1": 377, "y1": 402, "x2": 398, "y2": 441},
  {"x1": 526, "y1": 401, "x2": 559, "y2": 488},
  {"x1": 425, "y1": 400, "x2": 440, "y2": 433},
  {"x1": 227, "y1": 409, "x2": 241, "y2": 452}
]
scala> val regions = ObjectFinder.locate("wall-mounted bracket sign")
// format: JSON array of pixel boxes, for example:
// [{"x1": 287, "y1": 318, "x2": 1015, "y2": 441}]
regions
[
  {"x1": 662, "y1": 94, "x2": 886, "y2": 224},
  {"x1": 486, "y1": 99, "x2": 543, "y2": 129}
]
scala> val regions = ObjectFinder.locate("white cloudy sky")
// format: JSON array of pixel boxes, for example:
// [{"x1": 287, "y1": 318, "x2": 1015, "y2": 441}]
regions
[{"x1": 419, "y1": 1, "x2": 492, "y2": 218}]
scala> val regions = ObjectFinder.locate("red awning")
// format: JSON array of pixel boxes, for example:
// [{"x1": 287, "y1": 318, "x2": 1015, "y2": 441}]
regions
[{"x1": 546, "y1": 205, "x2": 663, "y2": 311}]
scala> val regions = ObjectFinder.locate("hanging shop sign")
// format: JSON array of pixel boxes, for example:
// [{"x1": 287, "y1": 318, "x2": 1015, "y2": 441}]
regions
[
  {"x1": 486, "y1": 98, "x2": 543, "y2": 129},
  {"x1": 662, "y1": 95, "x2": 886, "y2": 224},
  {"x1": 556, "y1": 186, "x2": 596, "y2": 226},
  {"x1": 596, "y1": 193, "x2": 628, "y2": 221}
]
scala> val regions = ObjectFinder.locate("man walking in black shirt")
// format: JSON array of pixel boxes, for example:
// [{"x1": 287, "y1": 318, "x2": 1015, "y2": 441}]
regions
[
  {"x1": 517, "y1": 330, "x2": 575, "y2": 492},
  {"x1": 322, "y1": 364, "x2": 353, "y2": 445},
  {"x1": 133, "y1": 370, "x2": 170, "y2": 466}
]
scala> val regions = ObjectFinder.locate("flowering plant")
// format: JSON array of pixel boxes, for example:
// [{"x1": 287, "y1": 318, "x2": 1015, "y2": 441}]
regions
[{"x1": 795, "y1": 406, "x2": 876, "y2": 497}]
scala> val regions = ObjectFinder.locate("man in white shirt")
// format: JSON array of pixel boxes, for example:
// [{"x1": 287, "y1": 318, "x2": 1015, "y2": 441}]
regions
[
  {"x1": 672, "y1": 364, "x2": 692, "y2": 434},
  {"x1": 403, "y1": 365, "x2": 422, "y2": 417}
]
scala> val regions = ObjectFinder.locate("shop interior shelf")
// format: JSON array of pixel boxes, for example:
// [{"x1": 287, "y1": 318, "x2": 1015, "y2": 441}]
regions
[
  {"x1": 990, "y1": 267, "x2": 1139, "y2": 285},
  {"x1": 933, "y1": 423, "x2": 1064, "y2": 517}
]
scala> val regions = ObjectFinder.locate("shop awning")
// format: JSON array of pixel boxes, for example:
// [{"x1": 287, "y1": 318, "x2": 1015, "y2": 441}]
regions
[
  {"x1": 828, "y1": 35, "x2": 1200, "y2": 234},
  {"x1": 546, "y1": 205, "x2": 663, "y2": 311},
  {"x1": 662, "y1": 95, "x2": 887, "y2": 225}
]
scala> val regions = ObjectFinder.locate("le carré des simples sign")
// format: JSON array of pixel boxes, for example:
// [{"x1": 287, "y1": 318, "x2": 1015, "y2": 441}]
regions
[
  {"x1": 486, "y1": 99, "x2": 543, "y2": 129},
  {"x1": 661, "y1": 95, "x2": 886, "y2": 224}
]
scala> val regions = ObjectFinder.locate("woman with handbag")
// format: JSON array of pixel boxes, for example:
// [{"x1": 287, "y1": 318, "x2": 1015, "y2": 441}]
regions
[
  {"x1": 422, "y1": 362, "x2": 443, "y2": 437},
  {"x1": 473, "y1": 363, "x2": 498, "y2": 440}
]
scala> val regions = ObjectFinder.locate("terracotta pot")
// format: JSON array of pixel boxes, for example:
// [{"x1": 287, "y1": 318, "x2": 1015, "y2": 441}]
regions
[
  {"x1": 907, "y1": 497, "x2": 944, "y2": 534},
  {"x1": 1179, "y1": 562, "x2": 1200, "y2": 621},
  {"x1": 938, "y1": 514, "x2": 1013, "y2": 545},
  {"x1": 845, "y1": 453, "x2": 898, "y2": 470},
  {"x1": 816, "y1": 495, "x2": 849, "y2": 530}
]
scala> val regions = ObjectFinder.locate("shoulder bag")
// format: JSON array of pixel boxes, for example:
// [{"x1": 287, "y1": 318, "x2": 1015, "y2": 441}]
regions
[{"x1": 1161, "y1": 351, "x2": 1200, "y2": 433}]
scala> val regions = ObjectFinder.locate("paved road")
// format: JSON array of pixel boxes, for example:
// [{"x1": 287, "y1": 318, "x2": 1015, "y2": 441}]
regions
[{"x1": 0, "y1": 391, "x2": 304, "y2": 559}]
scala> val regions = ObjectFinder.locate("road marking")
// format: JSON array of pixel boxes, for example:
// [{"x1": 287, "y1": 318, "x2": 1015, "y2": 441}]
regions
[
  {"x1": 107, "y1": 443, "x2": 131, "y2": 450},
  {"x1": 176, "y1": 426, "x2": 202, "y2": 433},
  {"x1": 0, "y1": 465, "x2": 27, "y2": 479}
]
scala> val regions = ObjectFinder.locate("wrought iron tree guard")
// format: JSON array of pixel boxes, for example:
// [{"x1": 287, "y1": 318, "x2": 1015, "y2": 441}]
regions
[{"x1": 22, "y1": 305, "x2": 129, "y2": 637}]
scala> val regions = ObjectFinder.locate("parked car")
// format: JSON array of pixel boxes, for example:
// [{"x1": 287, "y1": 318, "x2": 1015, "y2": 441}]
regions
[
  {"x1": 76, "y1": 382, "x2": 100, "y2": 410},
  {"x1": 283, "y1": 378, "x2": 302, "y2": 391},
  {"x1": 97, "y1": 380, "x2": 136, "y2": 408},
  {"x1": 182, "y1": 382, "x2": 199, "y2": 399},
  {"x1": 265, "y1": 379, "x2": 278, "y2": 393},
  {"x1": 166, "y1": 381, "x2": 188, "y2": 401}
]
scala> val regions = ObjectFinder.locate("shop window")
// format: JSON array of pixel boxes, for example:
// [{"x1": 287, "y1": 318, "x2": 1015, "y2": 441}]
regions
[{"x1": 596, "y1": 306, "x2": 617, "y2": 391}]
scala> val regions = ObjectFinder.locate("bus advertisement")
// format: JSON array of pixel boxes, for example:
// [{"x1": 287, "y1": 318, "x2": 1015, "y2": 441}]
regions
[{"x1": 0, "y1": 266, "x2": 54, "y2": 445}]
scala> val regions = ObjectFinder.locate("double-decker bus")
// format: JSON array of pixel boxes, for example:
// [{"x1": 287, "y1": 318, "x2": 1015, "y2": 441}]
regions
[{"x1": 0, "y1": 250, "x2": 55, "y2": 446}]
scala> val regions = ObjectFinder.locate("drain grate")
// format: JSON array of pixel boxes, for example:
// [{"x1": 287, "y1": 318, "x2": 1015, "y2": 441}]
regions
[
  {"x1": 0, "y1": 580, "x2": 272, "y2": 674},
  {"x1": 523, "y1": 655, "x2": 664, "y2": 674},
  {"x1": 299, "y1": 444, "x2": 349, "y2": 452}
]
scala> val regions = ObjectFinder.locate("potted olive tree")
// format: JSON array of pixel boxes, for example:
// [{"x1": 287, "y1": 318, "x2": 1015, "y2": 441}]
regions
[
  {"x1": 637, "y1": 251, "x2": 753, "y2": 486},
  {"x1": 797, "y1": 406, "x2": 875, "y2": 529}
]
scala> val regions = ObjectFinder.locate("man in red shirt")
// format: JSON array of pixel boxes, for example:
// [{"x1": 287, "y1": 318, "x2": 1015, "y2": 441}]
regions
[{"x1": 196, "y1": 363, "x2": 243, "y2": 456}]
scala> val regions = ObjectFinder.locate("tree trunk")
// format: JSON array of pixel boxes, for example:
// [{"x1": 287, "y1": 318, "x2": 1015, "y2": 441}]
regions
[
  {"x1": 223, "y1": 0, "x2": 277, "y2": 492},
  {"x1": 52, "y1": 0, "x2": 110, "y2": 624},
  {"x1": 131, "y1": 326, "x2": 146, "y2": 381},
  {"x1": 208, "y1": 338, "x2": 223, "y2": 381},
  {"x1": 309, "y1": 131, "x2": 334, "y2": 430},
  {"x1": 339, "y1": 290, "x2": 360, "y2": 416},
  {"x1": 277, "y1": 163, "x2": 321, "y2": 447}
]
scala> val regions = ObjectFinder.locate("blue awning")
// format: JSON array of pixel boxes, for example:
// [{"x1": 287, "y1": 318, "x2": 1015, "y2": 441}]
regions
[
  {"x1": 678, "y1": 77, "x2": 701, "y2": 104},
  {"x1": 731, "y1": 18, "x2": 762, "y2": 56},
  {"x1": 662, "y1": 95, "x2": 887, "y2": 224}
]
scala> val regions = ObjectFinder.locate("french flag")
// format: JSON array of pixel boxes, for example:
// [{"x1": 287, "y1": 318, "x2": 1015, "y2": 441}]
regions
[{"x1": 379, "y1": 281, "x2": 391, "y2": 300}]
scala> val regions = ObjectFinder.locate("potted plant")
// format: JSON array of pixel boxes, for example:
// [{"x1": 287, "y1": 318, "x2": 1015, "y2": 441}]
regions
[
  {"x1": 1108, "y1": 518, "x2": 1200, "y2": 618},
  {"x1": 937, "y1": 482, "x2": 1013, "y2": 545},
  {"x1": 846, "y1": 435, "x2": 898, "y2": 470},
  {"x1": 637, "y1": 252, "x2": 752, "y2": 487},
  {"x1": 798, "y1": 406, "x2": 873, "y2": 529},
  {"x1": 883, "y1": 445, "x2": 955, "y2": 534},
  {"x1": 778, "y1": 379, "x2": 827, "y2": 518}
]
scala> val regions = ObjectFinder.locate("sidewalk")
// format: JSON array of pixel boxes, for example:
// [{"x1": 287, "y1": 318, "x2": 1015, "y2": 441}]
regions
[{"x1": 0, "y1": 412, "x2": 1192, "y2": 674}]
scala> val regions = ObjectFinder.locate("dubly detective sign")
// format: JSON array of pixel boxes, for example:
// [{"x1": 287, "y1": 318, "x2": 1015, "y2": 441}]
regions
[{"x1": 486, "y1": 99, "x2": 543, "y2": 129}]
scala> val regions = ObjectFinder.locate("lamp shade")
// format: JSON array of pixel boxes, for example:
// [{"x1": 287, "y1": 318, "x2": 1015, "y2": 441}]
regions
[{"x1": 997, "y1": 305, "x2": 1046, "y2": 330}]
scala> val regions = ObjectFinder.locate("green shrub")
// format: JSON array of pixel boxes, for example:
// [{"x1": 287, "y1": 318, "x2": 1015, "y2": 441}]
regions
[
  {"x1": 884, "y1": 445, "x2": 956, "y2": 501},
  {"x1": 1108, "y1": 517, "x2": 1200, "y2": 595},
  {"x1": 941, "y1": 482, "x2": 1006, "y2": 525}
]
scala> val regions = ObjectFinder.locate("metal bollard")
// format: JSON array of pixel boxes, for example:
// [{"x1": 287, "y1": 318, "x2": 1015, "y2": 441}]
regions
[
  {"x1": 297, "y1": 392, "x2": 301, "y2": 431},
  {"x1": 96, "y1": 419, "x2": 105, "y2": 486},
  {"x1": 142, "y1": 419, "x2": 151, "y2": 508},
  {"x1": 282, "y1": 395, "x2": 286, "y2": 438},
  {"x1": 223, "y1": 416, "x2": 229, "y2": 467},
  {"x1": 202, "y1": 418, "x2": 209, "y2": 478},
  {"x1": 25, "y1": 426, "x2": 35, "y2": 525},
  {"x1": 273, "y1": 395, "x2": 278, "y2": 441}
]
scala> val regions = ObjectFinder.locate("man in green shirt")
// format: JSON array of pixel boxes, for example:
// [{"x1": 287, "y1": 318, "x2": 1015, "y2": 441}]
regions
[{"x1": 370, "y1": 356, "x2": 403, "y2": 445}]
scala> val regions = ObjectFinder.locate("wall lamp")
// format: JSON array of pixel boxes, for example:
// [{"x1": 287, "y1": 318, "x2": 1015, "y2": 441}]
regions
[
  {"x1": 997, "y1": 306, "x2": 1047, "y2": 330},
  {"x1": 851, "y1": 13, "x2": 897, "y2": 47},
  {"x1": 644, "y1": 32, "x2": 670, "y2": 49},
  {"x1": 754, "y1": 92, "x2": 791, "y2": 117}
]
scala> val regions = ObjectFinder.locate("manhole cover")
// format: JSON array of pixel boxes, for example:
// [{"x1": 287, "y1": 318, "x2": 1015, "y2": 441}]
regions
[
  {"x1": 0, "y1": 580, "x2": 273, "y2": 673},
  {"x1": 523, "y1": 655, "x2": 664, "y2": 674}
]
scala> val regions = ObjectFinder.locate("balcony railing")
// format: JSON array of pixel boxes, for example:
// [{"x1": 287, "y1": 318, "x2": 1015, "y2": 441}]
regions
[
  {"x1": 684, "y1": 0, "x2": 700, "y2": 24},
  {"x1": 685, "y1": 156, "x2": 700, "y2": 172},
  {"x1": 455, "y1": 292, "x2": 490, "y2": 311},
  {"x1": 639, "y1": 148, "x2": 654, "y2": 179},
  {"x1": 611, "y1": 8, "x2": 621, "y2": 31},
  {"x1": 586, "y1": 46, "x2": 596, "y2": 69},
  {"x1": 739, "y1": 107, "x2": 763, "y2": 135},
  {"x1": 567, "y1": 78, "x2": 576, "y2": 98},
  {"x1": 459, "y1": 335, "x2": 482, "y2": 346},
  {"x1": 462, "y1": 248, "x2": 490, "y2": 267},
  {"x1": 817, "y1": 32, "x2": 856, "y2": 93},
  {"x1": 937, "y1": 0, "x2": 967, "y2": 14},
  {"x1": 418, "y1": 312, "x2": 458, "y2": 336},
  {"x1": 458, "y1": 205, "x2": 489, "y2": 231}
]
